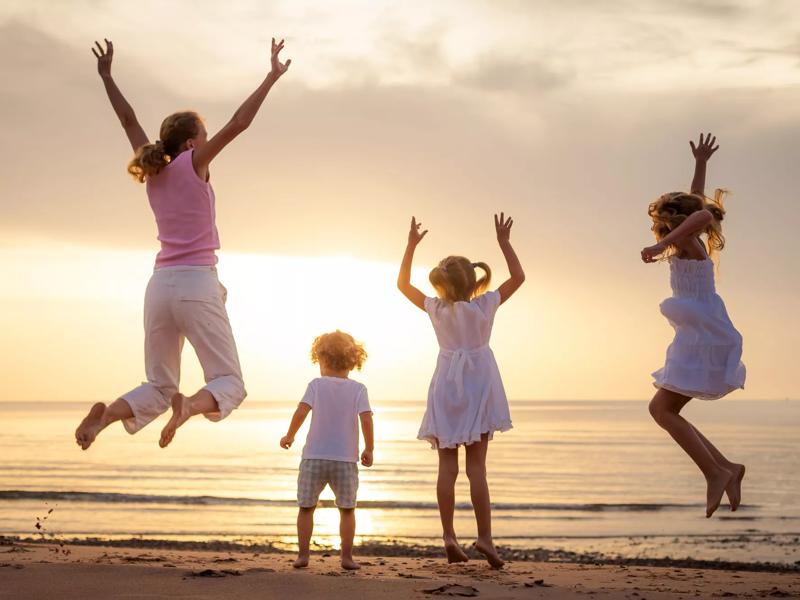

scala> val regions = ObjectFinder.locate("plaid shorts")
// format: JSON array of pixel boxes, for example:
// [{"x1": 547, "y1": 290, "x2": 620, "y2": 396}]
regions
[{"x1": 297, "y1": 459, "x2": 359, "y2": 509}]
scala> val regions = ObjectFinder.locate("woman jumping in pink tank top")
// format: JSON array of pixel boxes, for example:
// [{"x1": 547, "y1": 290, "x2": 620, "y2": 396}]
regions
[{"x1": 75, "y1": 37, "x2": 291, "y2": 449}]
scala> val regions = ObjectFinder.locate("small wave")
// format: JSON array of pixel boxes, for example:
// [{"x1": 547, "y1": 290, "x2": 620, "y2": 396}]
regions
[{"x1": 0, "y1": 490, "x2": 722, "y2": 512}]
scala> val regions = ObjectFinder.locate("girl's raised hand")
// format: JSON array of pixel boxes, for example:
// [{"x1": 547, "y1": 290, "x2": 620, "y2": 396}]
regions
[
  {"x1": 269, "y1": 37, "x2": 291, "y2": 79},
  {"x1": 690, "y1": 133, "x2": 719, "y2": 162},
  {"x1": 91, "y1": 38, "x2": 113, "y2": 78},
  {"x1": 641, "y1": 242, "x2": 666, "y2": 263},
  {"x1": 408, "y1": 216, "x2": 428, "y2": 247},
  {"x1": 495, "y1": 212, "x2": 513, "y2": 244}
]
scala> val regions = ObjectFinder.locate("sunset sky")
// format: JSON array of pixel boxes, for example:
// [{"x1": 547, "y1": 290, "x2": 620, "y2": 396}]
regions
[{"x1": 0, "y1": 0, "x2": 797, "y2": 403}]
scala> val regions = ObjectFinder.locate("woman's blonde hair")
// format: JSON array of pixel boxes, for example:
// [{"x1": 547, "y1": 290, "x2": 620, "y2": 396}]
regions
[
  {"x1": 429, "y1": 256, "x2": 491, "y2": 303},
  {"x1": 310, "y1": 330, "x2": 368, "y2": 372},
  {"x1": 127, "y1": 111, "x2": 202, "y2": 182},
  {"x1": 648, "y1": 189, "x2": 727, "y2": 259}
]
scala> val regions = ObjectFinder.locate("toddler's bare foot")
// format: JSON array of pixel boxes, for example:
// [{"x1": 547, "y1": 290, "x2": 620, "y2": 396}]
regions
[
  {"x1": 474, "y1": 538, "x2": 504, "y2": 569},
  {"x1": 726, "y1": 464, "x2": 746, "y2": 511},
  {"x1": 706, "y1": 467, "x2": 734, "y2": 518},
  {"x1": 293, "y1": 555, "x2": 309, "y2": 569},
  {"x1": 75, "y1": 403, "x2": 106, "y2": 450},
  {"x1": 341, "y1": 556, "x2": 360, "y2": 570},
  {"x1": 444, "y1": 537, "x2": 469, "y2": 563},
  {"x1": 159, "y1": 393, "x2": 191, "y2": 448}
]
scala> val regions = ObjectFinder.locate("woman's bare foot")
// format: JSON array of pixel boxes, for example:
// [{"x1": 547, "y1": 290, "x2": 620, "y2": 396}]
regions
[
  {"x1": 293, "y1": 555, "x2": 309, "y2": 568},
  {"x1": 341, "y1": 556, "x2": 360, "y2": 570},
  {"x1": 159, "y1": 393, "x2": 191, "y2": 448},
  {"x1": 444, "y1": 537, "x2": 469, "y2": 563},
  {"x1": 726, "y1": 464, "x2": 746, "y2": 511},
  {"x1": 706, "y1": 468, "x2": 734, "y2": 518},
  {"x1": 474, "y1": 538, "x2": 504, "y2": 569},
  {"x1": 75, "y1": 403, "x2": 106, "y2": 450}
]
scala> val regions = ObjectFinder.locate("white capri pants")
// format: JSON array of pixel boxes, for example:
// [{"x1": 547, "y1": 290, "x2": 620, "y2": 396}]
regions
[{"x1": 120, "y1": 266, "x2": 246, "y2": 434}]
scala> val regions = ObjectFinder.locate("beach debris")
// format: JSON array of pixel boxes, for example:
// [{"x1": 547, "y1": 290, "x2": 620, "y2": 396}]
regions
[
  {"x1": 246, "y1": 567, "x2": 276, "y2": 574},
  {"x1": 187, "y1": 568, "x2": 241, "y2": 578},
  {"x1": 757, "y1": 588, "x2": 792, "y2": 598},
  {"x1": 212, "y1": 557, "x2": 237, "y2": 563},
  {"x1": 524, "y1": 578, "x2": 551, "y2": 587},
  {"x1": 422, "y1": 583, "x2": 480, "y2": 597},
  {"x1": 122, "y1": 554, "x2": 165, "y2": 563}
]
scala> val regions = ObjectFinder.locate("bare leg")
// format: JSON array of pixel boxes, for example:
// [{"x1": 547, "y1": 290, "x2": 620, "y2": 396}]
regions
[
  {"x1": 437, "y1": 446, "x2": 469, "y2": 563},
  {"x1": 294, "y1": 506, "x2": 315, "y2": 568},
  {"x1": 339, "y1": 508, "x2": 360, "y2": 570},
  {"x1": 691, "y1": 425, "x2": 746, "y2": 511},
  {"x1": 649, "y1": 389, "x2": 733, "y2": 517},
  {"x1": 465, "y1": 434, "x2": 504, "y2": 569},
  {"x1": 159, "y1": 390, "x2": 219, "y2": 448},
  {"x1": 75, "y1": 399, "x2": 134, "y2": 450}
]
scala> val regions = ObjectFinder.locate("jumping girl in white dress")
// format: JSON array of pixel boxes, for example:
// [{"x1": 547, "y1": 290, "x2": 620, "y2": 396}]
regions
[
  {"x1": 397, "y1": 214, "x2": 525, "y2": 568},
  {"x1": 641, "y1": 133, "x2": 746, "y2": 518},
  {"x1": 75, "y1": 37, "x2": 291, "y2": 449}
]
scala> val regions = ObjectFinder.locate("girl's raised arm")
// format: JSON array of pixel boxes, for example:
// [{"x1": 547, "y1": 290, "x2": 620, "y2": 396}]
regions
[
  {"x1": 689, "y1": 133, "x2": 719, "y2": 196},
  {"x1": 494, "y1": 213, "x2": 525, "y2": 304},
  {"x1": 192, "y1": 37, "x2": 291, "y2": 177},
  {"x1": 92, "y1": 39, "x2": 149, "y2": 152},
  {"x1": 397, "y1": 217, "x2": 428, "y2": 311}
]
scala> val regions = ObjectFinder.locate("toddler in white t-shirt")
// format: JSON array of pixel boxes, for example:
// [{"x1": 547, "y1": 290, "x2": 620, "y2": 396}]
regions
[{"x1": 280, "y1": 330, "x2": 374, "y2": 570}]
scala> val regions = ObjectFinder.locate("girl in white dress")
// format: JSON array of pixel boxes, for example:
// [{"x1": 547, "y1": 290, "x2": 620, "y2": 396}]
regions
[
  {"x1": 397, "y1": 214, "x2": 525, "y2": 568},
  {"x1": 641, "y1": 133, "x2": 746, "y2": 519}
]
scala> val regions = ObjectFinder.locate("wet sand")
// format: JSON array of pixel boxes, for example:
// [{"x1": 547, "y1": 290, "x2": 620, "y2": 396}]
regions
[{"x1": 1, "y1": 540, "x2": 798, "y2": 599}]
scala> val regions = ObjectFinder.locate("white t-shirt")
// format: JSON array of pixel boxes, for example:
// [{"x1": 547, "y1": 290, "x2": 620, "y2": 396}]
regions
[{"x1": 300, "y1": 377, "x2": 372, "y2": 463}]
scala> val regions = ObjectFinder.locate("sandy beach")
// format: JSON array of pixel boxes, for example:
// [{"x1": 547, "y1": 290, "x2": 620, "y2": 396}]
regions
[{"x1": 1, "y1": 539, "x2": 798, "y2": 600}]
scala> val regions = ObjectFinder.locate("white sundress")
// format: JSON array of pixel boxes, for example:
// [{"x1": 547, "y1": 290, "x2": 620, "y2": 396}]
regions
[
  {"x1": 652, "y1": 257, "x2": 746, "y2": 400},
  {"x1": 418, "y1": 291, "x2": 512, "y2": 448}
]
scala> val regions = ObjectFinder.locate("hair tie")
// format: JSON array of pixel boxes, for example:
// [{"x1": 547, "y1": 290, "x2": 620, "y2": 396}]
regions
[{"x1": 471, "y1": 262, "x2": 478, "y2": 268}]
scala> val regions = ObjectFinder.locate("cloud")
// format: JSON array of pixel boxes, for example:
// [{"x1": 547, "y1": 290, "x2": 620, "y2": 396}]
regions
[{"x1": 456, "y1": 55, "x2": 571, "y2": 93}]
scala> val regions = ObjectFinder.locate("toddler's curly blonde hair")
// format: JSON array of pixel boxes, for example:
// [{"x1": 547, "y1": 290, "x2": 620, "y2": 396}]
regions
[{"x1": 310, "y1": 330, "x2": 367, "y2": 372}]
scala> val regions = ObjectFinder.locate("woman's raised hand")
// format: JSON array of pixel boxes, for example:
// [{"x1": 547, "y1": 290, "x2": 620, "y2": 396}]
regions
[
  {"x1": 91, "y1": 38, "x2": 113, "y2": 78},
  {"x1": 690, "y1": 133, "x2": 719, "y2": 162},
  {"x1": 269, "y1": 37, "x2": 291, "y2": 79},
  {"x1": 495, "y1": 212, "x2": 513, "y2": 244},
  {"x1": 408, "y1": 216, "x2": 428, "y2": 247}
]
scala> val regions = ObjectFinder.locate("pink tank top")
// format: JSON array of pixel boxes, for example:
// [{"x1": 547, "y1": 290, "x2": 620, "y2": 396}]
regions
[{"x1": 146, "y1": 149, "x2": 220, "y2": 268}]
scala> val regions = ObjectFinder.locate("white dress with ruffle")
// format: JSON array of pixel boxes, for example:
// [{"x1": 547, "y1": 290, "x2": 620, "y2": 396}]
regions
[
  {"x1": 418, "y1": 291, "x2": 512, "y2": 448},
  {"x1": 652, "y1": 257, "x2": 746, "y2": 400}
]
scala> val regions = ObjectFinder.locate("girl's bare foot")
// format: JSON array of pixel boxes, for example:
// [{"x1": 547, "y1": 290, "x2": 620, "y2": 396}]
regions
[
  {"x1": 726, "y1": 464, "x2": 746, "y2": 511},
  {"x1": 706, "y1": 468, "x2": 734, "y2": 518},
  {"x1": 474, "y1": 538, "x2": 504, "y2": 569},
  {"x1": 293, "y1": 555, "x2": 309, "y2": 568},
  {"x1": 341, "y1": 556, "x2": 360, "y2": 570},
  {"x1": 159, "y1": 393, "x2": 191, "y2": 448},
  {"x1": 75, "y1": 403, "x2": 106, "y2": 450},
  {"x1": 444, "y1": 537, "x2": 469, "y2": 563}
]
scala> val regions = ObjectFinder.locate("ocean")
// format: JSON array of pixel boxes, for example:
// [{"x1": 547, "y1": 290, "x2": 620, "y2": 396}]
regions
[{"x1": 1, "y1": 400, "x2": 798, "y2": 564}]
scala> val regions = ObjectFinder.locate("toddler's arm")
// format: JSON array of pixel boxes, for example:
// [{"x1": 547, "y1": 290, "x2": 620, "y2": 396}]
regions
[
  {"x1": 494, "y1": 213, "x2": 525, "y2": 304},
  {"x1": 280, "y1": 403, "x2": 311, "y2": 449},
  {"x1": 92, "y1": 39, "x2": 148, "y2": 152},
  {"x1": 359, "y1": 412, "x2": 374, "y2": 467},
  {"x1": 397, "y1": 216, "x2": 428, "y2": 311}
]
